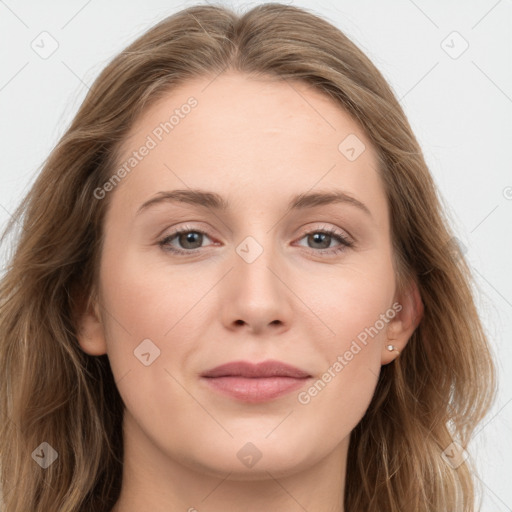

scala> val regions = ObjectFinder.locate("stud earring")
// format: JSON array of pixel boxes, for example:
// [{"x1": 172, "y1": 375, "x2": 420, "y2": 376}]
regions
[{"x1": 386, "y1": 344, "x2": 400, "y2": 355}]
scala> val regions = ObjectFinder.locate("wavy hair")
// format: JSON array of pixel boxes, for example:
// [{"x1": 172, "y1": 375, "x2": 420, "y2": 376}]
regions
[{"x1": 0, "y1": 3, "x2": 496, "y2": 511}]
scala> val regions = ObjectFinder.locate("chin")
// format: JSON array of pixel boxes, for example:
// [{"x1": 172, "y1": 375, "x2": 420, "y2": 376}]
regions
[{"x1": 180, "y1": 434, "x2": 326, "y2": 480}]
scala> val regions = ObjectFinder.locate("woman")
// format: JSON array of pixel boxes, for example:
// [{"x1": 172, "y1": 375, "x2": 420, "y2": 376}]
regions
[{"x1": 0, "y1": 3, "x2": 496, "y2": 511}]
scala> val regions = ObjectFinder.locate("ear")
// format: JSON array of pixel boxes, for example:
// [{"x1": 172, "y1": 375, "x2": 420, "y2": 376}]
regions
[
  {"x1": 381, "y1": 278, "x2": 424, "y2": 365},
  {"x1": 75, "y1": 290, "x2": 108, "y2": 356}
]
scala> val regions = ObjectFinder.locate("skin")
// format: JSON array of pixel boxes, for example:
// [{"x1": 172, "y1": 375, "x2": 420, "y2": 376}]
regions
[{"x1": 78, "y1": 71, "x2": 423, "y2": 512}]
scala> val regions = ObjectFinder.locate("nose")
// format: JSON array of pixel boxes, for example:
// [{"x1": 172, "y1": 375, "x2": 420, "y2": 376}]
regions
[{"x1": 219, "y1": 237, "x2": 293, "y2": 335}]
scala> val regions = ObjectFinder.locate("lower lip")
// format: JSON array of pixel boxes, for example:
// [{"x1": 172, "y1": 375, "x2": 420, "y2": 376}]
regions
[{"x1": 201, "y1": 376, "x2": 310, "y2": 403}]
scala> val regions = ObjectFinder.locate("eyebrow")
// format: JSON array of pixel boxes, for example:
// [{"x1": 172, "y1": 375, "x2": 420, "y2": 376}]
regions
[{"x1": 136, "y1": 188, "x2": 372, "y2": 218}]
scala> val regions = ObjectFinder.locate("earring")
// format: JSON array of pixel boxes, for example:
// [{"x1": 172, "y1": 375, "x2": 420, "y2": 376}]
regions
[{"x1": 386, "y1": 344, "x2": 400, "y2": 355}]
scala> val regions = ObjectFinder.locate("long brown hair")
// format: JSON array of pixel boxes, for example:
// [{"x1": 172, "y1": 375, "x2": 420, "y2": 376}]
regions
[{"x1": 0, "y1": 3, "x2": 496, "y2": 511}]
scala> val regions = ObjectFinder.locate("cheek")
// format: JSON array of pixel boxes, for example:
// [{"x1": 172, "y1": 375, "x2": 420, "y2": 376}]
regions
[
  {"x1": 297, "y1": 256, "x2": 396, "y2": 354},
  {"x1": 302, "y1": 286, "x2": 389, "y2": 413},
  {"x1": 97, "y1": 249, "x2": 203, "y2": 437},
  {"x1": 99, "y1": 243, "x2": 202, "y2": 338},
  {"x1": 292, "y1": 259, "x2": 394, "y2": 413},
  {"x1": 292, "y1": 284, "x2": 391, "y2": 450},
  {"x1": 97, "y1": 245, "x2": 204, "y2": 390}
]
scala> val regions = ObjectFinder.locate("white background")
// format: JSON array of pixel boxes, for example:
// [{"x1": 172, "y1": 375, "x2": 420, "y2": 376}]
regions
[{"x1": 0, "y1": 1, "x2": 511, "y2": 510}]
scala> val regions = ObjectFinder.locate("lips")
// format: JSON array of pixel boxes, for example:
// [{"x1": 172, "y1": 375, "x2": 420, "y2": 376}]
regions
[
  {"x1": 201, "y1": 360, "x2": 311, "y2": 379},
  {"x1": 200, "y1": 360, "x2": 312, "y2": 403}
]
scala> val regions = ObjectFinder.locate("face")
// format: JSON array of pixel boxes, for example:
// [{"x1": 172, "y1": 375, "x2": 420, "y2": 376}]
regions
[{"x1": 79, "y1": 71, "x2": 419, "y2": 479}]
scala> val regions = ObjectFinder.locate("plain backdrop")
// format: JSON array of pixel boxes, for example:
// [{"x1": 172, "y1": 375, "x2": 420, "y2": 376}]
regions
[{"x1": 0, "y1": 0, "x2": 511, "y2": 510}]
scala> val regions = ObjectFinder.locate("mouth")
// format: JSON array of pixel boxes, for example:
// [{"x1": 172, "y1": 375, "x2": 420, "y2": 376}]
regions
[{"x1": 200, "y1": 360, "x2": 312, "y2": 403}]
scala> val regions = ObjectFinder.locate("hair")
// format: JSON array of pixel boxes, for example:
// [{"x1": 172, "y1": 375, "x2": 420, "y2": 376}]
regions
[{"x1": 0, "y1": 3, "x2": 496, "y2": 511}]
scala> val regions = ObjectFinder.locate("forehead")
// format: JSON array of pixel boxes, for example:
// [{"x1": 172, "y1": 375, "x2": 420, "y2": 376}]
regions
[
  {"x1": 112, "y1": 72, "x2": 386, "y2": 223},
  {"x1": 121, "y1": 71, "x2": 373, "y2": 157}
]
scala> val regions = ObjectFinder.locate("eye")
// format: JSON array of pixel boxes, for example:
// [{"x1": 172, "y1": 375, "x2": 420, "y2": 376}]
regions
[
  {"x1": 295, "y1": 226, "x2": 353, "y2": 255},
  {"x1": 158, "y1": 226, "x2": 215, "y2": 255}
]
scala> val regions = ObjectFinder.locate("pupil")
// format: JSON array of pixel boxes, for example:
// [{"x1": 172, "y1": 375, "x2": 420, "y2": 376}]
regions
[
  {"x1": 311, "y1": 233, "x2": 330, "y2": 249},
  {"x1": 181, "y1": 232, "x2": 201, "y2": 248}
]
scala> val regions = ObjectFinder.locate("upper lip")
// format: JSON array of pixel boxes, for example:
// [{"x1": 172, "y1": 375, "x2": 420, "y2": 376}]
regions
[{"x1": 201, "y1": 360, "x2": 311, "y2": 379}]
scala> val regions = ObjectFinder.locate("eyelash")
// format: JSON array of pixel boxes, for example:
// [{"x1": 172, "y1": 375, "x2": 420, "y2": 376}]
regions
[{"x1": 157, "y1": 224, "x2": 354, "y2": 257}]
